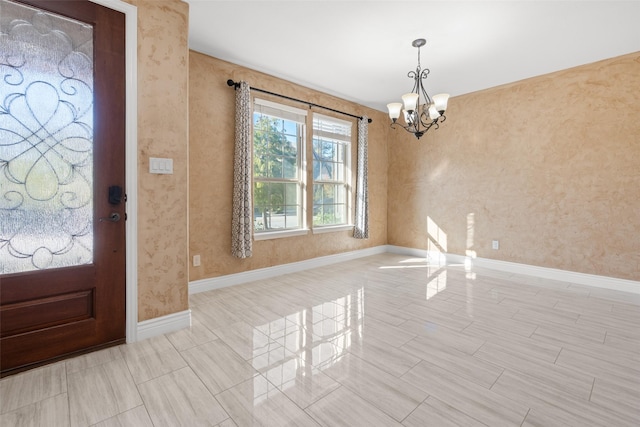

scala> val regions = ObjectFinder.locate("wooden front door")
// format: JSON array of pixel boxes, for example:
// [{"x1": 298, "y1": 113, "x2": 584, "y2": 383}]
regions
[{"x1": 0, "y1": 0, "x2": 126, "y2": 375}]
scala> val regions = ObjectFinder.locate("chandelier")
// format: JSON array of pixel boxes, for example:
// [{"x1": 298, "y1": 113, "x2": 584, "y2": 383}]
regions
[{"x1": 387, "y1": 38, "x2": 449, "y2": 139}]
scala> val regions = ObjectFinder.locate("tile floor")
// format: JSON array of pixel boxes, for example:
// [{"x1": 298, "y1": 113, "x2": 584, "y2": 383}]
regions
[{"x1": 1, "y1": 253, "x2": 639, "y2": 426}]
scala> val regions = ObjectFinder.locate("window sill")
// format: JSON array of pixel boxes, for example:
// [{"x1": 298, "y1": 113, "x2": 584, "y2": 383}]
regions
[
  {"x1": 312, "y1": 224, "x2": 354, "y2": 234},
  {"x1": 254, "y1": 228, "x2": 310, "y2": 241}
]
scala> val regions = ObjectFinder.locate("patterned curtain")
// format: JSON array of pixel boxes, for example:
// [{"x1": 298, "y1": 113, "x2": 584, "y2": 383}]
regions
[
  {"x1": 354, "y1": 116, "x2": 369, "y2": 239},
  {"x1": 231, "y1": 81, "x2": 253, "y2": 258}
]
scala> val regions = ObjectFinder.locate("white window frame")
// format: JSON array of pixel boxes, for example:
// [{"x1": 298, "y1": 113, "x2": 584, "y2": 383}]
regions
[
  {"x1": 311, "y1": 113, "x2": 353, "y2": 231},
  {"x1": 252, "y1": 98, "x2": 308, "y2": 240}
]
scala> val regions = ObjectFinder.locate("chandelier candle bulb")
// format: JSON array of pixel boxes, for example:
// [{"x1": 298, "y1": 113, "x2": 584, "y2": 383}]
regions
[
  {"x1": 403, "y1": 110, "x2": 411, "y2": 125},
  {"x1": 432, "y1": 93, "x2": 450, "y2": 113},
  {"x1": 387, "y1": 103, "x2": 402, "y2": 121},
  {"x1": 402, "y1": 93, "x2": 419, "y2": 112},
  {"x1": 428, "y1": 105, "x2": 440, "y2": 120}
]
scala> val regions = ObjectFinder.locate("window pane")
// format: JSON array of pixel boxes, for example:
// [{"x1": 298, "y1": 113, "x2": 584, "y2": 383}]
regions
[
  {"x1": 268, "y1": 157, "x2": 282, "y2": 179},
  {"x1": 313, "y1": 183, "x2": 346, "y2": 226},
  {"x1": 1, "y1": 1, "x2": 94, "y2": 273},
  {"x1": 313, "y1": 185, "x2": 322, "y2": 205},
  {"x1": 323, "y1": 162, "x2": 334, "y2": 180},
  {"x1": 253, "y1": 116, "x2": 299, "y2": 178},
  {"x1": 312, "y1": 114, "x2": 352, "y2": 227},
  {"x1": 253, "y1": 100, "x2": 305, "y2": 233},
  {"x1": 335, "y1": 184, "x2": 346, "y2": 204},
  {"x1": 335, "y1": 161, "x2": 344, "y2": 182},
  {"x1": 255, "y1": 181, "x2": 300, "y2": 232},
  {"x1": 283, "y1": 155, "x2": 297, "y2": 179},
  {"x1": 324, "y1": 141, "x2": 335, "y2": 161},
  {"x1": 253, "y1": 182, "x2": 268, "y2": 231},
  {"x1": 284, "y1": 183, "x2": 298, "y2": 206},
  {"x1": 270, "y1": 182, "x2": 285, "y2": 214},
  {"x1": 312, "y1": 139, "x2": 347, "y2": 182},
  {"x1": 337, "y1": 144, "x2": 345, "y2": 163},
  {"x1": 253, "y1": 176, "x2": 302, "y2": 229},
  {"x1": 284, "y1": 207, "x2": 300, "y2": 229},
  {"x1": 283, "y1": 183, "x2": 299, "y2": 228}
]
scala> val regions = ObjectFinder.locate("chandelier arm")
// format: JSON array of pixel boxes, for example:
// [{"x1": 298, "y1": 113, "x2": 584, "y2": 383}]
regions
[
  {"x1": 417, "y1": 111, "x2": 435, "y2": 129},
  {"x1": 418, "y1": 112, "x2": 446, "y2": 130},
  {"x1": 390, "y1": 121, "x2": 420, "y2": 135},
  {"x1": 418, "y1": 68, "x2": 432, "y2": 106}
]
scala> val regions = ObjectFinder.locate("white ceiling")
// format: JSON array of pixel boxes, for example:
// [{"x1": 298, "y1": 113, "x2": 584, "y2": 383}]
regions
[{"x1": 185, "y1": 0, "x2": 640, "y2": 112}]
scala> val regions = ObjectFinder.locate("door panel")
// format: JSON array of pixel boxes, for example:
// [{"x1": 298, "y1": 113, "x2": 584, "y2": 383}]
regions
[{"x1": 0, "y1": 0, "x2": 126, "y2": 374}]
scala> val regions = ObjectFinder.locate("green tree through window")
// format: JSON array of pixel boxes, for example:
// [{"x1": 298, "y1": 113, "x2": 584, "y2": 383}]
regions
[
  {"x1": 253, "y1": 106, "x2": 303, "y2": 232},
  {"x1": 312, "y1": 114, "x2": 352, "y2": 227}
]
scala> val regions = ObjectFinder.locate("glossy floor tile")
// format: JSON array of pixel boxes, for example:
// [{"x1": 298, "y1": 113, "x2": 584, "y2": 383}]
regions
[
  {"x1": 182, "y1": 339, "x2": 257, "y2": 395},
  {"x1": 1, "y1": 253, "x2": 639, "y2": 426},
  {"x1": 67, "y1": 358, "x2": 142, "y2": 426},
  {"x1": 0, "y1": 361, "x2": 66, "y2": 414},
  {"x1": 138, "y1": 367, "x2": 228, "y2": 426},
  {"x1": 402, "y1": 396, "x2": 486, "y2": 427},
  {"x1": 306, "y1": 386, "x2": 402, "y2": 427},
  {"x1": 216, "y1": 375, "x2": 318, "y2": 426}
]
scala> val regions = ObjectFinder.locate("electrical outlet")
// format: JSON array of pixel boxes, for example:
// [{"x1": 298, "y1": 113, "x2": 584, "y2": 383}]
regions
[
  {"x1": 193, "y1": 254, "x2": 201, "y2": 266},
  {"x1": 492, "y1": 240, "x2": 500, "y2": 250}
]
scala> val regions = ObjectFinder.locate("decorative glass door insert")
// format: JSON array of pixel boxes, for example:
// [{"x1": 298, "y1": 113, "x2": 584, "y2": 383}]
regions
[{"x1": 1, "y1": 0, "x2": 94, "y2": 274}]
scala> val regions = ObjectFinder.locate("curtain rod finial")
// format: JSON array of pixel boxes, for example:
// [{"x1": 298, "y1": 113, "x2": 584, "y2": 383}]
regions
[{"x1": 227, "y1": 79, "x2": 239, "y2": 88}]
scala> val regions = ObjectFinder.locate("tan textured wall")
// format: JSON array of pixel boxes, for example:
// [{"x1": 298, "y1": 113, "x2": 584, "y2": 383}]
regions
[
  {"x1": 388, "y1": 53, "x2": 640, "y2": 281},
  {"x1": 189, "y1": 51, "x2": 388, "y2": 281},
  {"x1": 124, "y1": 0, "x2": 189, "y2": 320}
]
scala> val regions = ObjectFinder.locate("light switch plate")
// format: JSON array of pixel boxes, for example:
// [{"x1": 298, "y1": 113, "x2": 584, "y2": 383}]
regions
[{"x1": 149, "y1": 157, "x2": 173, "y2": 174}]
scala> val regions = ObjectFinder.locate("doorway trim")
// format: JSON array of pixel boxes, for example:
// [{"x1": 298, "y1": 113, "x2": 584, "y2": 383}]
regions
[{"x1": 90, "y1": 0, "x2": 138, "y2": 343}]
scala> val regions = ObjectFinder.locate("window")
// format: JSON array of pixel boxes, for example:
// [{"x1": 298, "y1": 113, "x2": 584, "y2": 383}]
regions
[
  {"x1": 252, "y1": 100, "x2": 354, "y2": 238},
  {"x1": 253, "y1": 99, "x2": 306, "y2": 234},
  {"x1": 312, "y1": 114, "x2": 352, "y2": 227}
]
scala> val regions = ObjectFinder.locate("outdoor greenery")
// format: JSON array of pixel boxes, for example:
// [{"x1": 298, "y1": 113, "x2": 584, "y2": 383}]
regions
[
  {"x1": 253, "y1": 115, "x2": 299, "y2": 231},
  {"x1": 252, "y1": 110, "x2": 351, "y2": 231},
  {"x1": 312, "y1": 138, "x2": 346, "y2": 226}
]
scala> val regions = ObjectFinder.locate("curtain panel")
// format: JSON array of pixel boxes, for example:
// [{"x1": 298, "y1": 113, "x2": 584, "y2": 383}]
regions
[
  {"x1": 354, "y1": 116, "x2": 369, "y2": 239},
  {"x1": 231, "y1": 81, "x2": 253, "y2": 258}
]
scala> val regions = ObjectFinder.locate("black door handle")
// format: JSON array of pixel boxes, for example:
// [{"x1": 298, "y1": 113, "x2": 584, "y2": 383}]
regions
[{"x1": 99, "y1": 213, "x2": 121, "y2": 222}]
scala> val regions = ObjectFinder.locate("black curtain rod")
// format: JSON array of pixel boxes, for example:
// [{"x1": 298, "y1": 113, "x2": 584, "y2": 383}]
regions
[{"x1": 227, "y1": 79, "x2": 372, "y2": 123}]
